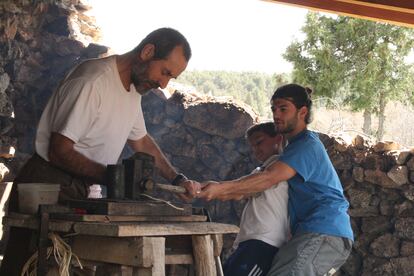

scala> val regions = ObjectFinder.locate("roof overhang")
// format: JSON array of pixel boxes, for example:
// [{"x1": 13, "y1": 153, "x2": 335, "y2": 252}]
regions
[{"x1": 264, "y1": 0, "x2": 414, "y2": 28}]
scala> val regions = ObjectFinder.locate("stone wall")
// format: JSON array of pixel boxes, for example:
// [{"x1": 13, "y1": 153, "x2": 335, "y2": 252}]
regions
[
  {"x1": 142, "y1": 90, "x2": 414, "y2": 275},
  {"x1": 319, "y1": 134, "x2": 414, "y2": 275},
  {"x1": 141, "y1": 90, "x2": 260, "y2": 224},
  {"x1": 0, "y1": 0, "x2": 108, "y2": 178}
]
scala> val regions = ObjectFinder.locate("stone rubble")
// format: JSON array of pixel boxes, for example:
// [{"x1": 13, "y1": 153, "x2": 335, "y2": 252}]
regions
[{"x1": 321, "y1": 134, "x2": 414, "y2": 275}]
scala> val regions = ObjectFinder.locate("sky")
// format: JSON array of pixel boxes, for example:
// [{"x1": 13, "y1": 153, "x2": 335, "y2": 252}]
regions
[{"x1": 87, "y1": 0, "x2": 309, "y2": 74}]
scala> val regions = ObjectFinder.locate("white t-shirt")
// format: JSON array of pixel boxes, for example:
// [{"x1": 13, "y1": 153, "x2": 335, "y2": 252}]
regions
[
  {"x1": 36, "y1": 56, "x2": 147, "y2": 166},
  {"x1": 233, "y1": 155, "x2": 290, "y2": 248}
]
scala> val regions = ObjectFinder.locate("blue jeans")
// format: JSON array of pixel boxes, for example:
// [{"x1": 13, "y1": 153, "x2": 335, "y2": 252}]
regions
[
  {"x1": 267, "y1": 233, "x2": 352, "y2": 276},
  {"x1": 224, "y1": 239, "x2": 279, "y2": 276}
]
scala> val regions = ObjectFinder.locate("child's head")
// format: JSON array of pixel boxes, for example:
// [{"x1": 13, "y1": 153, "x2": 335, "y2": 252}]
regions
[{"x1": 245, "y1": 122, "x2": 283, "y2": 162}]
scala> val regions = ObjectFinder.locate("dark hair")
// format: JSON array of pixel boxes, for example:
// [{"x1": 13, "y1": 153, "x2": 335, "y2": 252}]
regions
[
  {"x1": 133, "y1": 27, "x2": 192, "y2": 61},
  {"x1": 246, "y1": 122, "x2": 277, "y2": 139},
  {"x1": 271, "y1": 83, "x2": 313, "y2": 124}
]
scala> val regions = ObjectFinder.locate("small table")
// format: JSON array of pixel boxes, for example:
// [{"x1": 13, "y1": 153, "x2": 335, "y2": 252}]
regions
[{"x1": 4, "y1": 213, "x2": 239, "y2": 276}]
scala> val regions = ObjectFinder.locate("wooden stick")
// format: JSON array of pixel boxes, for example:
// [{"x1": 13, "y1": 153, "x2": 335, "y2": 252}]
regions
[{"x1": 155, "y1": 183, "x2": 186, "y2": 194}]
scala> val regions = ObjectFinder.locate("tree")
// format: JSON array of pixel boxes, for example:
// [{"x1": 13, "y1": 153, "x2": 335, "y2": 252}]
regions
[
  {"x1": 177, "y1": 71, "x2": 290, "y2": 118},
  {"x1": 284, "y1": 12, "x2": 414, "y2": 140}
]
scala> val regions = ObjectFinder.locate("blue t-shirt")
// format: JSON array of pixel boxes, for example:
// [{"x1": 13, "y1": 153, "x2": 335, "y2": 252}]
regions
[{"x1": 279, "y1": 130, "x2": 354, "y2": 241}]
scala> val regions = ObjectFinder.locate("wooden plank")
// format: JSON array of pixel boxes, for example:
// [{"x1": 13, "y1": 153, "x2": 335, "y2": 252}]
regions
[
  {"x1": 73, "y1": 236, "x2": 163, "y2": 267},
  {"x1": 4, "y1": 214, "x2": 239, "y2": 237},
  {"x1": 192, "y1": 235, "x2": 216, "y2": 276},
  {"x1": 91, "y1": 248, "x2": 194, "y2": 276},
  {"x1": 50, "y1": 213, "x2": 207, "y2": 222},
  {"x1": 73, "y1": 236, "x2": 141, "y2": 266},
  {"x1": 67, "y1": 199, "x2": 192, "y2": 216},
  {"x1": 345, "y1": 0, "x2": 414, "y2": 12},
  {"x1": 3, "y1": 213, "x2": 74, "y2": 232},
  {"x1": 264, "y1": 0, "x2": 414, "y2": 28},
  {"x1": 72, "y1": 222, "x2": 240, "y2": 237},
  {"x1": 78, "y1": 236, "x2": 165, "y2": 276},
  {"x1": 165, "y1": 254, "x2": 193, "y2": 265}
]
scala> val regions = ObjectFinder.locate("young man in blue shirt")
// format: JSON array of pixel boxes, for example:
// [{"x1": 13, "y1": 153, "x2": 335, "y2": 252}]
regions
[{"x1": 198, "y1": 83, "x2": 353, "y2": 276}]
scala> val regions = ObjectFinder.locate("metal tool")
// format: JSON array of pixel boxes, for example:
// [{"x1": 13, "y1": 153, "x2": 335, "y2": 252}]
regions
[
  {"x1": 106, "y1": 152, "x2": 185, "y2": 200},
  {"x1": 106, "y1": 164, "x2": 125, "y2": 199}
]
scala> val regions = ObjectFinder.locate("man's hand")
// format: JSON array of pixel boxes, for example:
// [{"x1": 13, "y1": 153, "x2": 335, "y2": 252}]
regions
[
  {"x1": 178, "y1": 180, "x2": 202, "y2": 202},
  {"x1": 197, "y1": 181, "x2": 220, "y2": 201}
]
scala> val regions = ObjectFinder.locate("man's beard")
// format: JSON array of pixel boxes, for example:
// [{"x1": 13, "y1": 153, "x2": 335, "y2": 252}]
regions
[
  {"x1": 275, "y1": 114, "x2": 298, "y2": 134},
  {"x1": 130, "y1": 60, "x2": 160, "y2": 95}
]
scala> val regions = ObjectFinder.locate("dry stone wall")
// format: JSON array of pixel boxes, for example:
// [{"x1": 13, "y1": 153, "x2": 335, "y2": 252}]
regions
[
  {"x1": 141, "y1": 89, "x2": 260, "y2": 206},
  {"x1": 142, "y1": 90, "x2": 414, "y2": 275},
  {"x1": 0, "y1": 0, "x2": 108, "y2": 178},
  {"x1": 319, "y1": 134, "x2": 414, "y2": 275}
]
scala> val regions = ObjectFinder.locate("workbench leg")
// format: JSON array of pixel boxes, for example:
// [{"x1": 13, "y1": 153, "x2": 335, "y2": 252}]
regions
[
  {"x1": 192, "y1": 235, "x2": 216, "y2": 276},
  {"x1": 135, "y1": 237, "x2": 165, "y2": 276},
  {"x1": 37, "y1": 211, "x2": 49, "y2": 276}
]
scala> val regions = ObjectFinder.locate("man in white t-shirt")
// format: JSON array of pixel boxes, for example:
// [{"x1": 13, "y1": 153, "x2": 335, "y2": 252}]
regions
[
  {"x1": 223, "y1": 122, "x2": 289, "y2": 276},
  {"x1": 2, "y1": 28, "x2": 200, "y2": 275}
]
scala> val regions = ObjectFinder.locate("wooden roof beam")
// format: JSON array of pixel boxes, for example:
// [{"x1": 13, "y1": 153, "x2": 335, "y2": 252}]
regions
[{"x1": 264, "y1": 0, "x2": 414, "y2": 28}]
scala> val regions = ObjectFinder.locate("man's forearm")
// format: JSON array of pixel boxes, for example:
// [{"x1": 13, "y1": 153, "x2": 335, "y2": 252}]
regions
[
  {"x1": 221, "y1": 171, "x2": 277, "y2": 199},
  {"x1": 49, "y1": 149, "x2": 106, "y2": 183},
  {"x1": 152, "y1": 148, "x2": 177, "y2": 182},
  {"x1": 229, "y1": 160, "x2": 295, "y2": 197},
  {"x1": 200, "y1": 161, "x2": 295, "y2": 201},
  {"x1": 49, "y1": 132, "x2": 106, "y2": 183},
  {"x1": 49, "y1": 148, "x2": 106, "y2": 183}
]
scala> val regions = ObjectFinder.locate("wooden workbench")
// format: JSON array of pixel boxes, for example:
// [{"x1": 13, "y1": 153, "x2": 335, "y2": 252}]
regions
[{"x1": 4, "y1": 213, "x2": 239, "y2": 276}]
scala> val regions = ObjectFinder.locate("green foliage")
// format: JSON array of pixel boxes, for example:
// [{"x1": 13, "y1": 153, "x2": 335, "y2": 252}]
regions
[
  {"x1": 284, "y1": 12, "x2": 414, "y2": 139},
  {"x1": 177, "y1": 70, "x2": 290, "y2": 118}
]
